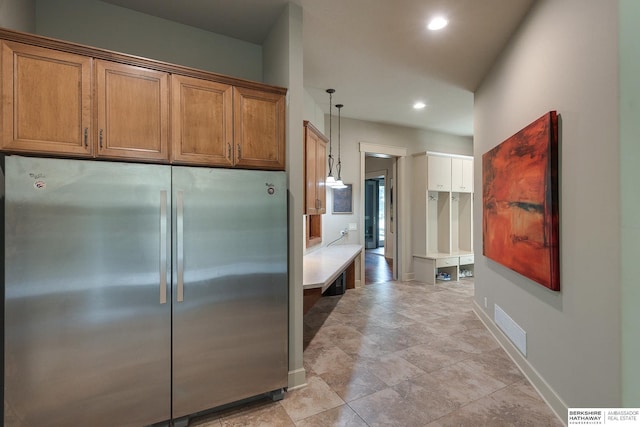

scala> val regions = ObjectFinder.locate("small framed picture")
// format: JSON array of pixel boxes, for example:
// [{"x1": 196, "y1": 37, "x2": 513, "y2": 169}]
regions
[{"x1": 332, "y1": 184, "x2": 352, "y2": 214}]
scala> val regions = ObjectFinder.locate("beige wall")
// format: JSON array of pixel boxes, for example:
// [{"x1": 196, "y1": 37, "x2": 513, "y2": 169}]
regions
[
  {"x1": 474, "y1": 0, "x2": 621, "y2": 420},
  {"x1": 34, "y1": 0, "x2": 262, "y2": 81},
  {"x1": 0, "y1": 0, "x2": 35, "y2": 32}
]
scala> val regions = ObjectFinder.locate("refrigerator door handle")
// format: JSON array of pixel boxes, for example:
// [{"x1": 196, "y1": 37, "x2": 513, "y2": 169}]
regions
[
  {"x1": 177, "y1": 190, "x2": 185, "y2": 302},
  {"x1": 160, "y1": 190, "x2": 168, "y2": 304}
]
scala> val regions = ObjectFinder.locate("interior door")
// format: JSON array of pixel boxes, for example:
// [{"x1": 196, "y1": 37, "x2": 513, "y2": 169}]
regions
[
  {"x1": 171, "y1": 167, "x2": 288, "y2": 419},
  {"x1": 3, "y1": 156, "x2": 172, "y2": 427},
  {"x1": 364, "y1": 179, "x2": 379, "y2": 249}
]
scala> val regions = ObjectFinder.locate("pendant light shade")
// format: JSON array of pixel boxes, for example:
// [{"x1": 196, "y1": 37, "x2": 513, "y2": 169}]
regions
[
  {"x1": 326, "y1": 89, "x2": 336, "y2": 185},
  {"x1": 333, "y1": 104, "x2": 347, "y2": 189}
]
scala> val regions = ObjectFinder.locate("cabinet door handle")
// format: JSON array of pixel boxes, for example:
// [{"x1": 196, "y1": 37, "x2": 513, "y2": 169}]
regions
[
  {"x1": 99, "y1": 129, "x2": 104, "y2": 148},
  {"x1": 84, "y1": 128, "x2": 88, "y2": 147},
  {"x1": 228, "y1": 143, "x2": 231, "y2": 159},
  {"x1": 237, "y1": 144, "x2": 241, "y2": 158}
]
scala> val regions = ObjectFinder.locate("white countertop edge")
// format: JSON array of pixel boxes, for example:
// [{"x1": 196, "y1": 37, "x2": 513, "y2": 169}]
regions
[{"x1": 303, "y1": 244, "x2": 363, "y2": 291}]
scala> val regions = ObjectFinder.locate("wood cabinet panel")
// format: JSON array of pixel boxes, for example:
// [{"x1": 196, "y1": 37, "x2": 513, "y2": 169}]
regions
[
  {"x1": 233, "y1": 87, "x2": 285, "y2": 170},
  {"x1": 1, "y1": 30, "x2": 287, "y2": 170},
  {"x1": 171, "y1": 75, "x2": 233, "y2": 166},
  {"x1": 304, "y1": 121, "x2": 327, "y2": 215},
  {"x1": 95, "y1": 60, "x2": 169, "y2": 161},
  {"x1": 1, "y1": 41, "x2": 92, "y2": 156},
  {"x1": 315, "y1": 137, "x2": 327, "y2": 212}
]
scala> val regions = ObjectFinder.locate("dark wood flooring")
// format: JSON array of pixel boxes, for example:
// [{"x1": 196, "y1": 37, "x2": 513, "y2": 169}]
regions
[{"x1": 364, "y1": 247, "x2": 393, "y2": 284}]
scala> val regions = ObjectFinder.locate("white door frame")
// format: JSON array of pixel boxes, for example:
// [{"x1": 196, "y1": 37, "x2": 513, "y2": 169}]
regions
[{"x1": 359, "y1": 142, "x2": 409, "y2": 283}]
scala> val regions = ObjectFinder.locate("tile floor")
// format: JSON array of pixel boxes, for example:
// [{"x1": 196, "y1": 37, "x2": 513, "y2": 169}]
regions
[{"x1": 191, "y1": 279, "x2": 563, "y2": 426}]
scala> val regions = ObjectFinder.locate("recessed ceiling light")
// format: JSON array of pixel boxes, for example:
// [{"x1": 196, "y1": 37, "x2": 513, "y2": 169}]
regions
[
  {"x1": 413, "y1": 101, "x2": 427, "y2": 110},
  {"x1": 428, "y1": 16, "x2": 448, "y2": 31}
]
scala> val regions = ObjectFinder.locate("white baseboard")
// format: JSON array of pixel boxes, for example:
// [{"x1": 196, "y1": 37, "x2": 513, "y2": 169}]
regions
[
  {"x1": 472, "y1": 301, "x2": 568, "y2": 426},
  {"x1": 287, "y1": 368, "x2": 307, "y2": 391},
  {"x1": 403, "y1": 272, "x2": 415, "y2": 281}
]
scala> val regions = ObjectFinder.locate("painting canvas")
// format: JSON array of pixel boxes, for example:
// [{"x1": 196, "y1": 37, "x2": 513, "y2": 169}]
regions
[{"x1": 482, "y1": 111, "x2": 560, "y2": 291}]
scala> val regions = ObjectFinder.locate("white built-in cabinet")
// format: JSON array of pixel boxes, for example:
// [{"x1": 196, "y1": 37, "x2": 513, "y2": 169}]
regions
[
  {"x1": 412, "y1": 153, "x2": 474, "y2": 284},
  {"x1": 427, "y1": 155, "x2": 452, "y2": 191},
  {"x1": 451, "y1": 157, "x2": 473, "y2": 193}
]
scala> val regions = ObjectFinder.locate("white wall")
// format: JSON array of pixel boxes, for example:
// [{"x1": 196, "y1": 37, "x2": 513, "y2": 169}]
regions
[
  {"x1": 303, "y1": 90, "x2": 325, "y2": 131},
  {"x1": 619, "y1": 0, "x2": 640, "y2": 407},
  {"x1": 474, "y1": 0, "x2": 620, "y2": 420},
  {"x1": 34, "y1": 0, "x2": 262, "y2": 81},
  {"x1": 263, "y1": 3, "x2": 306, "y2": 390},
  {"x1": 0, "y1": 0, "x2": 35, "y2": 32}
]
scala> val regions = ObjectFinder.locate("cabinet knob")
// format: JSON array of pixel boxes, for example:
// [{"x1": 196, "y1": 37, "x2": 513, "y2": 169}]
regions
[{"x1": 99, "y1": 129, "x2": 104, "y2": 148}]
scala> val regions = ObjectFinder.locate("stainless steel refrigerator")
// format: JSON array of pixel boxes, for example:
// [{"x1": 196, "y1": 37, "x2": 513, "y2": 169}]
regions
[{"x1": 1, "y1": 155, "x2": 288, "y2": 427}]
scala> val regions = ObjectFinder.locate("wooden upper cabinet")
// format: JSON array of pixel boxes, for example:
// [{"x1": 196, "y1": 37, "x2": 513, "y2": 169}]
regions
[
  {"x1": 95, "y1": 60, "x2": 169, "y2": 162},
  {"x1": 171, "y1": 75, "x2": 233, "y2": 167},
  {"x1": 304, "y1": 121, "x2": 327, "y2": 215},
  {"x1": 1, "y1": 41, "x2": 93, "y2": 157},
  {"x1": 0, "y1": 29, "x2": 287, "y2": 168},
  {"x1": 233, "y1": 87, "x2": 285, "y2": 170}
]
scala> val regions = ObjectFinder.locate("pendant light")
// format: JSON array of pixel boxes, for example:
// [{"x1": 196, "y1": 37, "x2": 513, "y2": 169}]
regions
[
  {"x1": 333, "y1": 104, "x2": 347, "y2": 189},
  {"x1": 325, "y1": 89, "x2": 336, "y2": 186}
]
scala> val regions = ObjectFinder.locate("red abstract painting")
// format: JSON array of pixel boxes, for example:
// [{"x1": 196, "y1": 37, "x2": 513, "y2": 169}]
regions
[{"x1": 482, "y1": 111, "x2": 560, "y2": 291}]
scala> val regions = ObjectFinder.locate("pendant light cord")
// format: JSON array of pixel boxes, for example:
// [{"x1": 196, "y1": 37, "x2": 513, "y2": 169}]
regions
[
  {"x1": 326, "y1": 89, "x2": 335, "y2": 177},
  {"x1": 336, "y1": 104, "x2": 343, "y2": 180}
]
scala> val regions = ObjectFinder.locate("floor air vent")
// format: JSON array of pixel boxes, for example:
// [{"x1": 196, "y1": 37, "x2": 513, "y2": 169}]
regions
[{"x1": 494, "y1": 304, "x2": 527, "y2": 356}]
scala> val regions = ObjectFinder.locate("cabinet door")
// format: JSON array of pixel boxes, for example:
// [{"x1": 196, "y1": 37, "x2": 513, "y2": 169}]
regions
[
  {"x1": 427, "y1": 156, "x2": 451, "y2": 191},
  {"x1": 305, "y1": 128, "x2": 319, "y2": 214},
  {"x1": 304, "y1": 124, "x2": 327, "y2": 215},
  {"x1": 233, "y1": 87, "x2": 285, "y2": 170},
  {"x1": 95, "y1": 60, "x2": 169, "y2": 161},
  {"x1": 171, "y1": 75, "x2": 233, "y2": 166},
  {"x1": 452, "y1": 158, "x2": 473, "y2": 192},
  {"x1": 1, "y1": 41, "x2": 92, "y2": 156},
  {"x1": 315, "y1": 137, "x2": 327, "y2": 214},
  {"x1": 461, "y1": 158, "x2": 473, "y2": 192}
]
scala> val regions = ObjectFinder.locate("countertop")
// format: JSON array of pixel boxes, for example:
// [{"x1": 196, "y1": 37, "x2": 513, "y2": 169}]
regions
[{"x1": 303, "y1": 244, "x2": 363, "y2": 291}]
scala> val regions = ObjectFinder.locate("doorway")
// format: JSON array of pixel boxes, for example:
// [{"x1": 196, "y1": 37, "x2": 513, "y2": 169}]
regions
[
  {"x1": 364, "y1": 161, "x2": 394, "y2": 284},
  {"x1": 364, "y1": 177, "x2": 385, "y2": 250},
  {"x1": 359, "y1": 142, "x2": 408, "y2": 284}
]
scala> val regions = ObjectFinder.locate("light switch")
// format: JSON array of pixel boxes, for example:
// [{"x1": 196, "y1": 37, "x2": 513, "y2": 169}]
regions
[{"x1": 348, "y1": 223, "x2": 357, "y2": 231}]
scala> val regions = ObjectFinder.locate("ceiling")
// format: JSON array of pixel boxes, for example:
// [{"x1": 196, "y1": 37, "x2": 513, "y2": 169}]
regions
[{"x1": 101, "y1": 0, "x2": 535, "y2": 137}]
